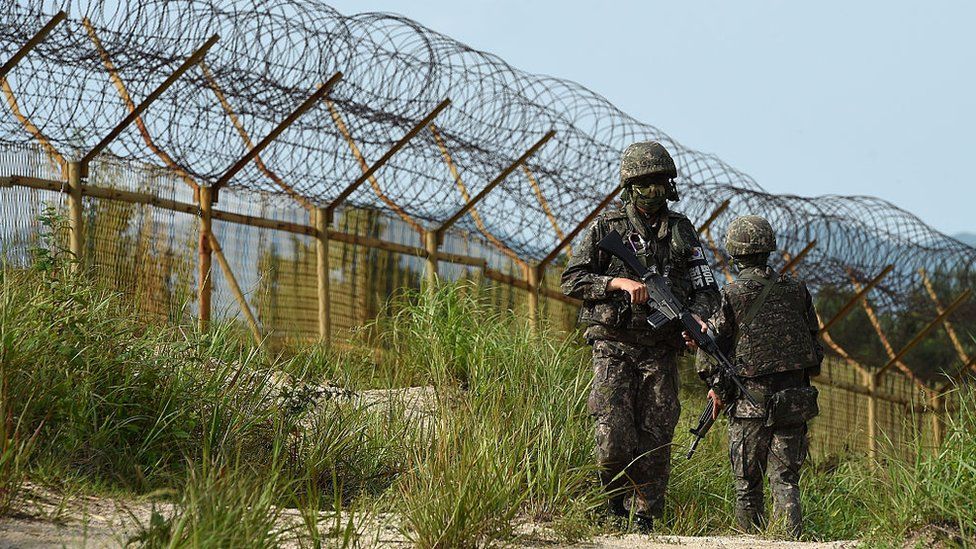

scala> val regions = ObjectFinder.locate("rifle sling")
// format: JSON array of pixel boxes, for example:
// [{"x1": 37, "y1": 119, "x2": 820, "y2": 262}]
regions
[{"x1": 736, "y1": 268, "x2": 779, "y2": 342}]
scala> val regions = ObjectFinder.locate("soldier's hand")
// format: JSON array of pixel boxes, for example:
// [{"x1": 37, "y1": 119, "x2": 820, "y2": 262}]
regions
[
  {"x1": 682, "y1": 315, "x2": 708, "y2": 350},
  {"x1": 609, "y1": 277, "x2": 649, "y2": 304},
  {"x1": 707, "y1": 388, "x2": 722, "y2": 419}
]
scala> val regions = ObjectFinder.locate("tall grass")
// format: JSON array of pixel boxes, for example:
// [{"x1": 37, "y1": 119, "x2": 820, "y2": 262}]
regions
[
  {"x1": 3, "y1": 236, "x2": 975, "y2": 547},
  {"x1": 0, "y1": 219, "x2": 401, "y2": 542},
  {"x1": 0, "y1": 263, "x2": 279, "y2": 489},
  {"x1": 349, "y1": 283, "x2": 604, "y2": 546},
  {"x1": 127, "y1": 457, "x2": 286, "y2": 548},
  {"x1": 866, "y1": 385, "x2": 976, "y2": 543}
]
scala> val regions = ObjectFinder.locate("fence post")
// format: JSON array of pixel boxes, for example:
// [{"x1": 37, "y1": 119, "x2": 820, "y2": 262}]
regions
[
  {"x1": 316, "y1": 208, "x2": 332, "y2": 343},
  {"x1": 212, "y1": 72, "x2": 342, "y2": 195},
  {"x1": 930, "y1": 391, "x2": 944, "y2": 450},
  {"x1": 198, "y1": 186, "x2": 214, "y2": 331},
  {"x1": 866, "y1": 371, "x2": 878, "y2": 463},
  {"x1": 526, "y1": 264, "x2": 540, "y2": 331},
  {"x1": 780, "y1": 240, "x2": 817, "y2": 274},
  {"x1": 325, "y1": 98, "x2": 450, "y2": 221},
  {"x1": 435, "y1": 131, "x2": 555, "y2": 238},
  {"x1": 877, "y1": 289, "x2": 972, "y2": 377},
  {"x1": 423, "y1": 230, "x2": 439, "y2": 290},
  {"x1": 208, "y1": 233, "x2": 262, "y2": 346},
  {"x1": 67, "y1": 161, "x2": 84, "y2": 269},
  {"x1": 79, "y1": 34, "x2": 220, "y2": 178}
]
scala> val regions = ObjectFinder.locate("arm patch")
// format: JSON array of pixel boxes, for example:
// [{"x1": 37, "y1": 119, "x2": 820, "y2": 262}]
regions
[{"x1": 689, "y1": 246, "x2": 717, "y2": 290}]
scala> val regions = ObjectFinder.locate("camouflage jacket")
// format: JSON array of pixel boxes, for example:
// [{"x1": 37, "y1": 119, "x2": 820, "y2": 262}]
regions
[
  {"x1": 708, "y1": 265, "x2": 823, "y2": 375},
  {"x1": 560, "y1": 203, "x2": 720, "y2": 346},
  {"x1": 697, "y1": 265, "x2": 823, "y2": 417}
]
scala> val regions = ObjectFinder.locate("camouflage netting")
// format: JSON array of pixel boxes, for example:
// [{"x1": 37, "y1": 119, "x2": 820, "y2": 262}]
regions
[{"x1": 1, "y1": 1, "x2": 974, "y2": 373}]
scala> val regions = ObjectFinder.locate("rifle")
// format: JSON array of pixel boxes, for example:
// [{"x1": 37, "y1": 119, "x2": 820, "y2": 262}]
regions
[
  {"x1": 686, "y1": 399, "x2": 731, "y2": 459},
  {"x1": 596, "y1": 229, "x2": 758, "y2": 456}
]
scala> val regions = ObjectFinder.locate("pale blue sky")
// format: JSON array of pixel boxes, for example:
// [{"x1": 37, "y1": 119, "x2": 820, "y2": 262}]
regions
[{"x1": 327, "y1": 0, "x2": 975, "y2": 236}]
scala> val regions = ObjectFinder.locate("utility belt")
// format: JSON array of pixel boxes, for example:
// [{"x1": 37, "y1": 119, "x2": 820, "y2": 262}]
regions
[
  {"x1": 764, "y1": 386, "x2": 819, "y2": 428},
  {"x1": 732, "y1": 375, "x2": 819, "y2": 428}
]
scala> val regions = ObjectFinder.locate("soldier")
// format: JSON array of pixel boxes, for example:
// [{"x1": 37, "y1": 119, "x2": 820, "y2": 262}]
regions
[
  {"x1": 686, "y1": 215, "x2": 823, "y2": 538},
  {"x1": 561, "y1": 141, "x2": 720, "y2": 528}
]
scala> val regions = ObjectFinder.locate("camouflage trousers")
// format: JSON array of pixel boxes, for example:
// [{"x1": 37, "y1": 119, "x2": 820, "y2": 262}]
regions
[
  {"x1": 728, "y1": 417, "x2": 808, "y2": 537},
  {"x1": 588, "y1": 339, "x2": 680, "y2": 518}
]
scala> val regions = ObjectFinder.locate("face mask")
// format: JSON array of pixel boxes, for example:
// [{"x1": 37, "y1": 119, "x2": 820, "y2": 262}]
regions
[
  {"x1": 630, "y1": 183, "x2": 668, "y2": 212},
  {"x1": 732, "y1": 254, "x2": 767, "y2": 272}
]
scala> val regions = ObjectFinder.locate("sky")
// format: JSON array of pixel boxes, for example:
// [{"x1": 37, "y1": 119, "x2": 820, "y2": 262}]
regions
[{"x1": 326, "y1": 0, "x2": 975, "y2": 237}]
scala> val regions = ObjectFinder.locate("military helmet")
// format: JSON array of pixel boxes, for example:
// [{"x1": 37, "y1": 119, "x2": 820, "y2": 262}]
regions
[
  {"x1": 725, "y1": 215, "x2": 777, "y2": 256},
  {"x1": 620, "y1": 141, "x2": 679, "y2": 201},
  {"x1": 620, "y1": 141, "x2": 678, "y2": 183}
]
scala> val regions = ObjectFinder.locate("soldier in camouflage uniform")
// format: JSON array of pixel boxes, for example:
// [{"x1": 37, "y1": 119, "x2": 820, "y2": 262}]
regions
[
  {"x1": 689, "y1": 215, "x2": 823, "y2": 538},
  {"x1": 561, "y1": 142, "x2": 720, "y2": 526}
]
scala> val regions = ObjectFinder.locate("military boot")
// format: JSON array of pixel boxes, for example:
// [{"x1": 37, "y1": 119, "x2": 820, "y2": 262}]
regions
[{"x1": 633, "y1": 514, "x2": 654, "y2": 533}]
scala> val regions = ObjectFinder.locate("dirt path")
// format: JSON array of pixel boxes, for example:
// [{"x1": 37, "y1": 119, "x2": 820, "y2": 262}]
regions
[
  {"x1": 0, "y1": 491, "x2": 856, "y2": 549},
  {"x1": 537, "y1": 535, "x2": 856, "y2": 548}
]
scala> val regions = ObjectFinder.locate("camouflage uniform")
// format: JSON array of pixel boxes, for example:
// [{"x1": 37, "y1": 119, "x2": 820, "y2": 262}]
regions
[
  {"x1": 699, "y1": 216, "x2": 823, "y2": 537},
  {"x1": 562, "y1": 142, "x2": 720, "y2": 519}
]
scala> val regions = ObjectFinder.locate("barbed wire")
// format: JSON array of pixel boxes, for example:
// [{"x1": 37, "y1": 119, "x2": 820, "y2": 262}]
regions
[{"x1": 1, "y1": 0, "x2": 974, "y2": 313}]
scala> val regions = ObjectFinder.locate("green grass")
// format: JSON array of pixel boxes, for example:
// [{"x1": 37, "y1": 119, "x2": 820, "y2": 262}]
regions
[
  {"x1": 2, "y1": 243, "x2": 975, "y2": 547},
  {"x1": 126, "y1": 456, "x2": 286, "y2": 548}
]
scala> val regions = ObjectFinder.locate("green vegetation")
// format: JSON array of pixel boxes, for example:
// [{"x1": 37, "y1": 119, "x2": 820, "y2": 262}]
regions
[{"x1": 1, "y1": 232, "x2": 974, "y2": 547}]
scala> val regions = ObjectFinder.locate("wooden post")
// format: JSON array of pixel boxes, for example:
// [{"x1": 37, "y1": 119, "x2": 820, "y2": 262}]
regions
[
  {"x1": 851, "y1": 273, "x2": 926, "y2": 385},
  {"x1": 0, "y1": 11, "x2": 66, "y2": 80},
  {"x1": 430, "y1": 122, "x2": 524, "y2": 262},
  {"x1": 198, "y1": 186, "x2": 214, "y2": 331},
  {"x1": 537, "y1": 187, "x2": 621, "y2": 271},
  {"x1": 83, "y1": 19, "x2": 201, "y2": 193},
  {"x1": 66, "y1": 161, "x2": 84, "y2": 269},
  {"x1": 423, "y1": 230, "x2": 439, "y2": 289},
  {"x1": 214, "y1": 72, "x2": 342, "y2": 194},
  {"x1": 527, "y1": 264, "x2": 541, "y2": 331},
  {"x1": 423, "y1": 229, "x2": 439, "y2": 291},
  {"x1": 820, "y1": 265, "x2": 894, "y2": 335},
  {"x1": 523, "y1": 164, "x2": 564, "y2": 242},
  {"x1": 702, "y1": 228, "x2": 735, "y2": 283},
  {"x1": 435, "y1": 130, "x2": 555, "y2": 238},
  {"x1": 930, "y1": 391, "x2": 944, "y2": 451},
  {"x1": 326, "y1": 99, "x2": 450, "y2": 219},
  {"x1": 80, "y1": 34, "x2": 220, "y2": 177},
  {"x1": 877, "y1": 289, "x2": 972, "y2": 377},
  {"x1": 696, "y1": 199, "x2": 731, "y2": 235},
  {"x1": 780, "y1": 239, "x2": 817, "y2": 274},
  {"x1": 867, "y1": 371, "x2": 878, "y2": 463},
  {"x1": 919, "y1": 268, "x2": 971, "y2": 365},
  {"x1": 315, "y1": 208, "x2": 331, "y2": 343},
  {"x1": 209, "y1": 233, "x2": 262, "y2": 346},
  {"x1": 200, "y1": 61, "x2": 312, "y2": 209}
]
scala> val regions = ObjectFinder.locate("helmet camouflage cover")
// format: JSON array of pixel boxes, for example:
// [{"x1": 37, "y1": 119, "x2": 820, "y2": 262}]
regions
[
  {"x1": 725, "y1": 215, "x2": 777, "y2": 256},
  {"x1": 620, "y1": 141, "x2": 678, "y2": 184}
]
